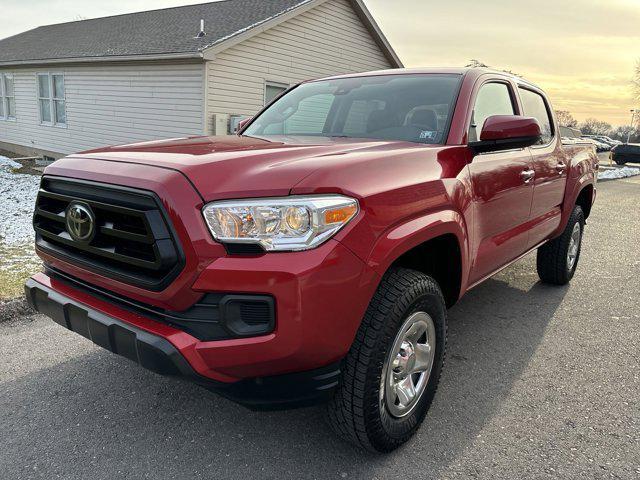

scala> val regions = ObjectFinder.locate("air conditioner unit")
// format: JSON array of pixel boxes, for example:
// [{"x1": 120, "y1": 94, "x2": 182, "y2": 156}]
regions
[{"x1": 229, "y1": 114, "x2": 250, "y2": 134}]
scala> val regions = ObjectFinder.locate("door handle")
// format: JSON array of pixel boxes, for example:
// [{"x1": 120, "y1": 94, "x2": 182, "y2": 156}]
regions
[
  {"x1": 556, "y1": 162, "x2": 567, "y2": 173},
  {"x1": 521, "y1": 169, "x2": 535, "y2": 183}
]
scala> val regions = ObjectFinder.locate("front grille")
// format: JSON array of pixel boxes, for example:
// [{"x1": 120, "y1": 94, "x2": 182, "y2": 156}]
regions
[{"x1": 34, "y1": 177, "x2": 184, "y2": 291}]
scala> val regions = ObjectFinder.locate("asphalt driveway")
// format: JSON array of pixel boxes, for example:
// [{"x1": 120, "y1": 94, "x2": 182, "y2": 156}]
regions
[{"x1": 1, "y1": 177, "x2": 638, "y2": 479}]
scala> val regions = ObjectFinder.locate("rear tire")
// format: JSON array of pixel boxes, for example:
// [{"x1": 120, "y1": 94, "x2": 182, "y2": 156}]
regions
[
  {"x1": 537, "y1": 205, "x2": 585, "y2": 285},
  {"x1": 326, "y1": 267, "x2": 447, "y2": 452}
]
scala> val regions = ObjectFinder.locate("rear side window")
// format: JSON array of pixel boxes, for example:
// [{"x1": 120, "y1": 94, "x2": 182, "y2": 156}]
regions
[
  {"x1": 518, "y1": 88, "x2": 553, "y2": 145},
  {"x1": 469, "y1": 83, "x2": 515, "y2": 143}
]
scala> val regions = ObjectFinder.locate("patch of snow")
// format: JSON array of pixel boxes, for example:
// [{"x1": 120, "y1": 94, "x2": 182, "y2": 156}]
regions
[
  {"x1": 0, "y1": 156, "x2": 22, "y2": 170},
  {"x1": 598, "y1": 166, "x2": 640, "y2": 180},
  {"x1": 0, "y1": 156, "x2": 41, "y2": 246}
]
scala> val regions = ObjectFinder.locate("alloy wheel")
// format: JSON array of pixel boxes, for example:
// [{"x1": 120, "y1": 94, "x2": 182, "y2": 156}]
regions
[{"x1": 381, "y1": 311, "x2": 436, "y2": 418}]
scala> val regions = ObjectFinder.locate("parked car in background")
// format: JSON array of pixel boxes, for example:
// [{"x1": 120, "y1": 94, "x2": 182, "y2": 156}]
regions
[
  {"x1": 582, "y1": 137, "x2": 610, "y2": 152},
  {"x1": 25, "y1": 67, "x2": 597, "y2": 453},
  {"x1": 583, "y1": 135, "x2": 623, "y2": 150},
  {"x1": 611, "y1": 143, "x2": 640, "y2": 165},
  {"x1": 560, "y1": 126, "x2": 582, "y2": 145},
  {"x1": 594, "y1": 135, "x2": 622, "y2": 147}
]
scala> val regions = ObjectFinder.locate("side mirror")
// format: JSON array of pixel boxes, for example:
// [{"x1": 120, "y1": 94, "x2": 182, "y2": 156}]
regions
[
  {"x1": 236, "y1": 116, "x2": 253, "y2": 134},
  {"x1": 469, "y1": 115, "x2": 542, "y2": 154}
]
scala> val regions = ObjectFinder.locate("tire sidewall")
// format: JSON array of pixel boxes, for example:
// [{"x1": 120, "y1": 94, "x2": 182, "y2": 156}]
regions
[
  {"x1": 364, "y1": 285, "x2": 446, "y2": 450},
  {"x1": 564, "y1": 207, "x2": 586, "y2": 281}
]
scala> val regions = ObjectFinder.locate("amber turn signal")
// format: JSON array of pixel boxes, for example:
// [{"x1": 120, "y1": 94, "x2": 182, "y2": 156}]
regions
[{"x1": 324, "y1": 205, "x2": 358, "y2": 224}]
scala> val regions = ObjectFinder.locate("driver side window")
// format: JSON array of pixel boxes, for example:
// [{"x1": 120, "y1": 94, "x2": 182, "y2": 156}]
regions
[{"x1": 469, "y1": 83, "x2": 515, "y2": 143}]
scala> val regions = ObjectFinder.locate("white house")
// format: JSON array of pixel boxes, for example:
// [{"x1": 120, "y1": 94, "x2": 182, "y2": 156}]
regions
[{"x1": 0, "y1": 0, "x2": 401, "y2": 159}]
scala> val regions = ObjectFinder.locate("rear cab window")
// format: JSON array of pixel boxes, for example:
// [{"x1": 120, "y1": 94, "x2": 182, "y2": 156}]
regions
[{"x1": 518, "y1": 87, "x2": 554, "y2": 145}]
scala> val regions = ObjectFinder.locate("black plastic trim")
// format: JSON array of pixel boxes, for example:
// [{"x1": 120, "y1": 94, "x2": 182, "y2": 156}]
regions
[
  {"x1": 220, "y1": 294, "x2": 275, "y2": 336},
  {"x1": 34, "y1": 176, "x2": 185, "y2": 291},
  {"x1": 469, "y1": 134, "x2": 541, "y2": 154},
  {"x1": 25, "y1": 278, "x2": 339, "y2": 410},
  {"x1": 45, "y1": 267, "x2": 275, "y2": 341},
  {"x1": 25, "y1": 278, "x2": 197, "y2": 378},
  {"x1": 224, "y1": 243, "x2": 266, "y2": 255}
]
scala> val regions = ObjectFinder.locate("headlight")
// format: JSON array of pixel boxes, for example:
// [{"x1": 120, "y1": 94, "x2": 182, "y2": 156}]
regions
[{"x1": 202, "y1": 195, "x2": 359, "y2": 251}]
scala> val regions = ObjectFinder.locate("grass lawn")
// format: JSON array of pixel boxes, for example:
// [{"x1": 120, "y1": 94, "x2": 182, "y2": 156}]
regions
[{"x1": 0, "y1": 243, "x2": 40, "y2": 300}]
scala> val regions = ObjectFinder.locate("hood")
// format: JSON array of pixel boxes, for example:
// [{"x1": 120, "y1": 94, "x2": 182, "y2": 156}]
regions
[{"x1": 72, "y1": 135, "x2": 437, "y2": 200}]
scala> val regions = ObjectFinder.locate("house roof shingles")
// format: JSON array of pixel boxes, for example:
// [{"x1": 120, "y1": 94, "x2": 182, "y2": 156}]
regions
[{"x1": 0, "y1": 0, "x2": 310, "y2": 64}]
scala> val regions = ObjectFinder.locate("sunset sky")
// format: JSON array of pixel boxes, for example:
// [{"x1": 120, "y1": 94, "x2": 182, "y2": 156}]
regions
[{"x1": 2, "y1": 0, "x2": 639, "y2": 126}]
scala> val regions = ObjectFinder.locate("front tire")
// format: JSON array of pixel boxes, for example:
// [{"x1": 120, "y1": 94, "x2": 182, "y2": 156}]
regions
[
  {"x1": 536, "y1": 205, "x2": 585, "y2": 285},
  {"x1": 326, "y1": 267, "x2": 447, "y2": 452}
]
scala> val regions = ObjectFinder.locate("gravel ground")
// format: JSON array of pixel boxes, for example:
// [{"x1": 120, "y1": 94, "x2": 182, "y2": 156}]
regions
[{"x1": 0, "y1": 177, "x2": 638, "y2": 479}]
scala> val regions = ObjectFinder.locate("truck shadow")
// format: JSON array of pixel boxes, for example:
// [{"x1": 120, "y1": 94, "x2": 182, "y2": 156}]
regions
[{"x1": 1, "y1": 261, "x2": 568, "y2": 479}]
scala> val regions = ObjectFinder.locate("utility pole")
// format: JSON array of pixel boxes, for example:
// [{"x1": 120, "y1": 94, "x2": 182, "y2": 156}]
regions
[{"x1": 629, "y1": 109, "x2": 638, "y2": 144}]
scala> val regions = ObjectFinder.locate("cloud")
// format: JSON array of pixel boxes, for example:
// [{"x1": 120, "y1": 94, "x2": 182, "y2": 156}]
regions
[
  {"x1": 366, "y1": 0, "x2": 639, "y2": 125},
  {"x1": 1, "y1": 0, "x2": 638, "y2": 125}
]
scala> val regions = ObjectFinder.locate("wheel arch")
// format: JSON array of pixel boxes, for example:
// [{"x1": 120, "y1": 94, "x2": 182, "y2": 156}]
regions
[
  {"x1": 554, "y1": 171, "x2": 596, "y2": 237},
  {"x1": 367, "y1": 210, "x2": 469, "y2": 308},
  {"x1": 575, "y1": 183, "x2": 594, "y2": 219}
]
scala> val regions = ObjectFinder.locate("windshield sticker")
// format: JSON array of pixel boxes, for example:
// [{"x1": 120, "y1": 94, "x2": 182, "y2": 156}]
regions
[{"x1": 419, "y1": 130, "x2": 437, "y2": 141}]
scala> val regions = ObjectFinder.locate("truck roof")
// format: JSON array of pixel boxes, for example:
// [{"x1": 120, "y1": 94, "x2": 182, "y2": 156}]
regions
[{"x1": 312, "y1": 67, "x2": 541, "y2": 91}]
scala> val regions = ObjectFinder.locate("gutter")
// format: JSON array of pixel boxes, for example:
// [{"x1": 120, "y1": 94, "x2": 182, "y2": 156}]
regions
[{"x1": 0, "y1": 51, "x2": 204, "y2": 67}]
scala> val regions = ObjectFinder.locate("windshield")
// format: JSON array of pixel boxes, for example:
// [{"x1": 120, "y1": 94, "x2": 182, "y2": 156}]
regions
[{"x1": 243, "y1": 74, "x2": 461, "y2": 144}]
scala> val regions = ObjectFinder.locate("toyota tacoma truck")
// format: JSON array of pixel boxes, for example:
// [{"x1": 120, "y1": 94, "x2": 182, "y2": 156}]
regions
[{"x1": 26, "y1": 68, "x2": 597, "y2": 452}]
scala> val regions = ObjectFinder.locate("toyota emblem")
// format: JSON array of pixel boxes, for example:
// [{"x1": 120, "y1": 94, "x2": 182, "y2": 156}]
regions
[{"x1": 65, "y1": 202, "x2": 95, "y2": 243}]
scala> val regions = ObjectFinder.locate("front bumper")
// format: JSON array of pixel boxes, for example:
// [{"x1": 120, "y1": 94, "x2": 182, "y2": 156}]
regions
[
  {"x1": 25, "y1": 278, "x2": 342, "y2": 409},
  {"x1": 26, "y1": 238, "x2": 380, "y2": 408}
]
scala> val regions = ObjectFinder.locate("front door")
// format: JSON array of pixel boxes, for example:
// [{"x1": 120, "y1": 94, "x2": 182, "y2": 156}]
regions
[{"x1": 466, "y1": 81, "x2": 534, "y2": 284}]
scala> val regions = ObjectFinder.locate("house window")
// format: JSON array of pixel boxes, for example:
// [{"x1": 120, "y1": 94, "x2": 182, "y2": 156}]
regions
[
  {"x1": 38, "y1": 73, "x2": 66, "y2": 126},
  {"x1": 265, "y1": 82, "x2": 288, "y2": 105},
  {"x1": 0, "y1": 73, "x2": 16, "y2": 120}
]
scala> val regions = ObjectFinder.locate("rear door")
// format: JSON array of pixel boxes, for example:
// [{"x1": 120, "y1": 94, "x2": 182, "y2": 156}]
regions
[
  {"x1": 518, "y1": 87, "x2": 567, "y2": 247},
  {"x1": 467, "y1": 81, "x2": 535, "y2": 284}
]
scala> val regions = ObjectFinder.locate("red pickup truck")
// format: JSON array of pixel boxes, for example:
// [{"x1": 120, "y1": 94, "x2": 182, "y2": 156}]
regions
[{"x1": 26, "y1": 68, "x2": 597, "y2": 452}]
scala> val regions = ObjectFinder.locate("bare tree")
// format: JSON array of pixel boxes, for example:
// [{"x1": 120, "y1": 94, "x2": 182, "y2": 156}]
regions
[
  {"x1": 610, "y1": 125, "x2": 639, "y2": 142},
  {"x1": 466, "y1": 59, "x2": 490, "y2": 68},
  {"x1": 579, "y1": 118, "x2": 612, "y2": 136},
  {"x1": 465, "y1": 59, "x2": 521, "y2": 77},
  {"x1": 555, "y1": 110, "x2": 578, "y2": 128}
]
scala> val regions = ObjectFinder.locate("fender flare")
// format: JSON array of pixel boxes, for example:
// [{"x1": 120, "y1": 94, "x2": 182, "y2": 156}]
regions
[
  {"x1": 555, "y1": 171, "x2": 596, "y2": 235},
  {"x1": 366, "y1": 209, "x2": 470, "y2": 293}
]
